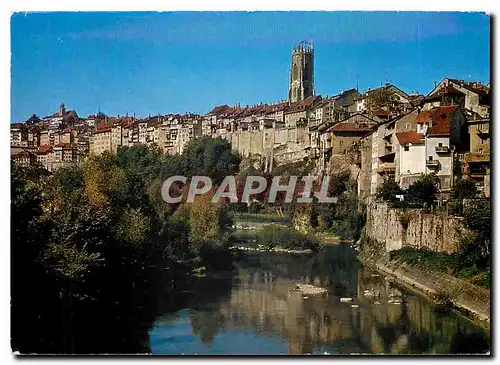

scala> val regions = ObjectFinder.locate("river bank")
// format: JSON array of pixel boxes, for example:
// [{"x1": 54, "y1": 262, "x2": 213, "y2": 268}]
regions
[
  {"x1": 150, "y1": 245, "x2": 490, "y2": 354},
  {"x1": 233, "y1": 213, "x2": 490, "y2": 330},
  {"x1": 357, "y1": 238, "x2": 491, "y2": 330}
]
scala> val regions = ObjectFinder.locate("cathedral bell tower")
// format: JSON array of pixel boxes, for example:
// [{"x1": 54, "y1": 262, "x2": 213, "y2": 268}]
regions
[{"x1": 288, "y1": 41, "x2": 314, "y2": 103}]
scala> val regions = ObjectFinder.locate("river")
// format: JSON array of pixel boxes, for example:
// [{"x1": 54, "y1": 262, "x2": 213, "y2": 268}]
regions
[{"x1": 148, "y1": 244, "x2": 490, "y2": 355}]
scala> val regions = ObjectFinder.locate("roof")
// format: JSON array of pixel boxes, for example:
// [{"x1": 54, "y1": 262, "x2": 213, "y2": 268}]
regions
[
  {"x1": 328, "y1": 113, "x2": 379, "y2": 133},
  {"x1": 263, "y1": 102, "x2": 288, "y2": 114},
  {"x1": 54, "y1": 143, "x2": 74, "y2": 150},
  {"x1": 330, "y1": 122, "x2": 375, "y2": 133},
  {"x1": 95, "y1": 120, "x2": 113, "y2": 133},
  {"x1": 317, "y1": 121, "x2": 334, "y2": 133},
  {"x1": 365, "y1": 83, "x2": 409, "y2": 99},
  {"x1": 208, "y1": 105, "x2": 232, "y2": 116},
  {"x1": 408, "y1": 94, "x2": 425, "y2": 107},
  {"x1": 396, "y1": 131, "x2": 424, "y2": 144},
  {"x1": 37, "y1": 145, "x2": 53, "y2": 154},
  {"x1": 372, "y1": 107, "x2": 390, "y2": 117},
  {"x1": 416, "y1": 106, "x2": 457, "y2": 136},
  {"x1": 464, "y1": 153, "x2": 490, "y2": 163},
  {"x1": 425, "y1": 85, "x2": 465, "y2": 101},
  {"x1": 462, "y1": 108, "x2": 485, "y2": 122},
  {"x1": 95, "y1": 116, "x2": 136, "y2": 132},
  {"x1": 447, "y1": 78, "x2": 489, "y2": 96},
  {"x1": 285, "y1": 95, "x2": 322, "y2": 114}
]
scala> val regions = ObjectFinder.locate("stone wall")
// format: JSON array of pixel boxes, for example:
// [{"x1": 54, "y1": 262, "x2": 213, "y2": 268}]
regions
[
  {"x1": 328, "y1": 153, "x2": 360, "y2": 178},
  {"x1": 221, "y1": 127, "x2": 309, "y2": 164},
  {"x1": 365, "y1": 199, "x2": 463, "y2": 253}
]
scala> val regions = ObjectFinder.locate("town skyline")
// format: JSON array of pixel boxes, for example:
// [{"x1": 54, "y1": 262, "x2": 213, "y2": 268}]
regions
[{"x1": 11, "y1": 11, "x2": 490, "y2": 122}]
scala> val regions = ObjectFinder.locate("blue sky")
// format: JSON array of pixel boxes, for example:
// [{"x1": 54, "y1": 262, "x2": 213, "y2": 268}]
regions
[{"x1": 11, "y1": 11, "x2": 490, "y2": 122}]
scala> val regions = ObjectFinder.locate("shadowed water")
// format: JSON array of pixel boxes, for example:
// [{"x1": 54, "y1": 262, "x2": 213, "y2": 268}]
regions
[{"x1": 149, "y1": 245, "x2": 490, "y2": 355}]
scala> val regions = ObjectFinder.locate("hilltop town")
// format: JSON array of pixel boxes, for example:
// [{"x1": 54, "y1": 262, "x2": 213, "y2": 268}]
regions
[{"x1": 11, "y1": 41, "x2": 491, "y2": 197}]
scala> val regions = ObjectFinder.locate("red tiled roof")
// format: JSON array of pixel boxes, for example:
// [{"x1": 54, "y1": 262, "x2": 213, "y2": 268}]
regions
[
  {"x1": 416, "y1": 106, "x2": 457, "y2": 137},
  {"x1": 330, "y1": 122, "x2": 374, "y2": 133},
  {"x1": 63, "y1": 128, "x2": 71, "y2": 133},
  {"x1": 285, "y1": 96, "x2": 321, "y2": 114},
  {"x1": 263, "y1": 102, "x2": 288, "y2": 114},
  {"x1": 209, "y1": 105, "x2": 232, "y2": 116},
  {"x1": 372, "y1": 107, "x2": 390, "y2": 117},
  {"x1": 396, "y1": 131, "x2": 424, "y2": 144},
  {"x1": 37, "y1": 145, "x2": 53, "y2": 154},
  {"x1": 95, "y1": 119, "x2": 112, "y2": 132}
]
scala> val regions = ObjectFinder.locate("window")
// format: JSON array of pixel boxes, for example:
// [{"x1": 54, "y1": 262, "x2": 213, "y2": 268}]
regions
[
  {"x1": 438, "y1": 142, "x2": 443, "y2": 147},
  {"x1": 404, "y1": 145, "x2": 409, "y2": 151},
  {"x1": 428, "y1": 156, "x2": 433, "y2": 161},
  {"x1": 292, "y1": 63, "x2": 299, "y2": 81}
]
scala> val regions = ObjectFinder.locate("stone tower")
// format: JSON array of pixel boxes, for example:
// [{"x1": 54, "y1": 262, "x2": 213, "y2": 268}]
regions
[{"x1": 288, "y1": 41, "x2": 314, "y2": 103}]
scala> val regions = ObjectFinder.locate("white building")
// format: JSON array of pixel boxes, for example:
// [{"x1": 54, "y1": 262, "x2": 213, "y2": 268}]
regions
[
  {"x1": 416, "y1": 105, "x2": 466, "y2": 190},
  {"x1": 394, "y1": 131, "x2": 426, "y2": 189}
]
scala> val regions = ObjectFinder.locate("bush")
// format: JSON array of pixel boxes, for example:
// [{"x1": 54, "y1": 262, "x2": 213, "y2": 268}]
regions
[
  {"x1": 451, "y1": 179, "x2": 478, "y2": 200},
  {"x1": 447, "y1": 199, "x2": 463, "y2": 216},
  {"x1": 391, "y1": 246, "x2": 490, "y2": 289},
  {"x1": 391, "y1": 247, "x2": 457, "y2": 274},
  {"x1": 328, "y1": 195, "x2": 365, "y2": 241},
  {"x1": 406, "y1": 173, "x2": 440, "y2": 207},
  {"x1": 377, "y1": 178, "x2": 403, "y2": 203},
  {"x1": 463, "y1": 200, "x2": 491, "y2": 268},
  {"x1": 471, "y1": 269, "x2": 490, "y2": 288}
]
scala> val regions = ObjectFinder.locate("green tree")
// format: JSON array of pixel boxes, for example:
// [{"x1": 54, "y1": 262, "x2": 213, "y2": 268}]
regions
[
  {"x1": 180, "y1": 136, "x2": 241, "y2": 184},
  {"x1": 451, "y1": 179, "x2": 478, "y2": 200},
  {"x1": 407, "y1": 173, "x2": 440, "y2": 207},
  {"x1": 377, "y1": 178, "x2": 403, "y2": 203}
]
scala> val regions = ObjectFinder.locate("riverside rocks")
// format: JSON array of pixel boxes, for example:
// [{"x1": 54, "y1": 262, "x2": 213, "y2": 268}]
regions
[
  {"x1": 231, "y1": 225, "x2": 259, "y2": 230},
  {"x1": 229, "y1": 245, "x2": 313, "y2": 254},
  {"x1": 293, "y1": 283, "x2": 328, "y2": 296},
  {"x1": 363, "y1": 289, "x2": 381, "y2": 299},
  {"x1": 340, "y1": 297, "x2": 353, "y2": 303}
]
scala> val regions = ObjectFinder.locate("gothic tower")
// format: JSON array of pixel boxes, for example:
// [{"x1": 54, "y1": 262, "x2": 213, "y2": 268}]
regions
[{"x1": 288, "y1": 41, "x2": 314, "y2": 103}]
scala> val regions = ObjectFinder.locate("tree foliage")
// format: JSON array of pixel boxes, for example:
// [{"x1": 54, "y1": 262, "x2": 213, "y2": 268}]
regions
[
  {"x1": 406, "y1": 173, "x2": 440, "y2": 206},
  {"x1": 377, "y1": 178, "x2": 403, "y2": 203},
  {"x1": 451, "y1": 179, "x2": 478, "y2": 200},
  {"x1": 11, "y1": 138, "x2": 241, "y2": 353}
]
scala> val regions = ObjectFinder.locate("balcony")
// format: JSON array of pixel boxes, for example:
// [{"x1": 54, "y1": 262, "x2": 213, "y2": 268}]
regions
[
  {"x1": 476, "y1": 123, "x2": 489, "y2": 134},
  {"x1": 377, "y1": 162, "x2": 395, "y2": 174},
  {"x1": 426, "y1": 159, "x2": 440, "y2": 167},
  {"x1": 435, "y1": 145, "x2": 450, "y2": 154}
]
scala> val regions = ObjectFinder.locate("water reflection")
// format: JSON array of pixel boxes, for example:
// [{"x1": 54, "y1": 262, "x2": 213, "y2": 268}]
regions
[{"x1": 149, "y1": 245, "x2": 490, "y2": 355}]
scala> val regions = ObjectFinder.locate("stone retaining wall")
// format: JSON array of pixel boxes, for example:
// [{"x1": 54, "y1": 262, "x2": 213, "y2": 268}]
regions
[
  {"x1": 374, "y1": 255, "x2": 490, "y2": 325},
  {"x1": 366, "y1": 199, "x2": 464, "y2": 253}
]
